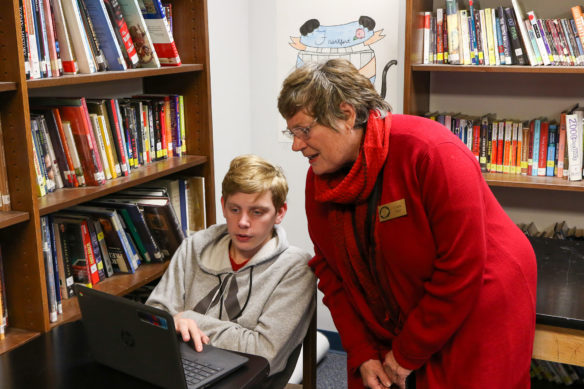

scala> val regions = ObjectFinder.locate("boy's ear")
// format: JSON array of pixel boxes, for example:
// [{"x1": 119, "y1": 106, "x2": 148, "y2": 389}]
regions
[{"x1": 274, "y1": 203, "x2": 287, "y2": 225}]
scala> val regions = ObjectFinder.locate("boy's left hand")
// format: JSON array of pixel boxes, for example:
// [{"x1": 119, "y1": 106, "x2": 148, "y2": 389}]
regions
[{"x1": 174, "y1": 312, "x2": 210, "y2": 352}]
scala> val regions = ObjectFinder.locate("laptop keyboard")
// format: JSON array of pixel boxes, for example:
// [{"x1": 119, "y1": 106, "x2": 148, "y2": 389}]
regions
[{"x1": 182, "y1": 357, "x2": 224, "y2": 385}]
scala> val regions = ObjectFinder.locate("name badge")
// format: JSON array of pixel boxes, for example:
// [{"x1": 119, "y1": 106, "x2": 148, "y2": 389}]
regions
[{"x1": 378, "y1": 199, "x2": 407, "y2": 222}]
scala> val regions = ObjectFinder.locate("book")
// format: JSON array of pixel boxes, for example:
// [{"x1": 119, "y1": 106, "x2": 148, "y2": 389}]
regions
[
  {"x1": 557, "y1": 113, "x2": 567, "y2": 178},
  {"x1": 504, "y1": 7, "x2": 527, "y2": 65},
  {"x1": 60, "y1": 0, "x2": 97, "y2": 74},
  {"x1": 139, "y1": 0, "x2": 181, "y2": 65},
  {"x1": 41, "y1": 0, "x2": 61, "y2": 77},
  {"x1": 51, "y1": 0, "x2": 78, "y2": 74},
  {"x1": 19, "y1": 0, "x2": 31, "y2": 79},
  {"x1": 436, "y1": 8, "x2": 445, "y2": 63},
  {"x1": 187, "y1": 176, "x2": 206, "y2": 233},
  {"x1": 103, "y1": 0, "x2": 139, "y2": 68},
  {"x1": 459, "y1": 10, "x2": 471, "y2": 65},
  {"x1": 422, "y1": 11, "x2": 431, "y2": 64},
  {"x1": 91, "y1": 218, "x2": 114, "y2": 278},
  {"x1": 467, "y1": 1, "x2": 478, "y2": 64},
  {"x1": 50, "y1": 216, "x2": 75, "y2": 298},
  {"x1": 445, "y1": 0, "x2": 460, "y2": 64},
  {"x1": 52, "y1": 215, "x2": 93, "y2": 287},
  {"x1": 546, "y1": 124, "x2": 557, "y2": 177},
  {"x1": 33, "y1": 0, "x2": 50, "y2": 77},
  {"x1": 566, "y1": 112, "x2": 583, "y2": 180},
  {"x1": 83, "y1": 0, "x2": 128, "y2": 71},
  {"x1": 510, "y1": 0, "x2": 537, "y2": 65},
  {"x1": 77, "y1": 0, "x2": 108, "y2": 71},
  {"x1": 35, "y1": 113, "x2": 64, "y2": 189},
  {"x1": 93, "y1": 198, "x2": 164, "y2": 262},
  {"x1": 41, "y1": 216, "x2": 58, "y2": 322},
  {"x1": 0, "y1": 118, "x2": 10, "y2": 210},
  {"x1": 68, "y1": 205, "x2": 137, "y2": 273},
  {"x1": 526, "y1": 11, "x2": 551, "y2": 66},
  {"x1": 117, "y1": 0, "x2": 161, "y2": 68}
]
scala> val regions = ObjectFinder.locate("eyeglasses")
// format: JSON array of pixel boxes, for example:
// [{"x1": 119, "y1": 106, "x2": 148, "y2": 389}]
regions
[{"x1": 281, "y1": 118, "x2": 318, "y2": 140}]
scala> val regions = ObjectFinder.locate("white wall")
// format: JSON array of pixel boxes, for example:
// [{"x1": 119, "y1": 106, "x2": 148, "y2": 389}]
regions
[{"x1": 208, "y1": 0, "x2": 406, "y2": 332}]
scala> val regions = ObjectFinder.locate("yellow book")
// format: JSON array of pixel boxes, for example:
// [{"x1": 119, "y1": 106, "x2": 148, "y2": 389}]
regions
[
  {"x1": 97, "y1": 115, "x2": 118, "y2": 179},
  {"x1": 484, "y1": 8, "x2": 497, "y2": 65}
]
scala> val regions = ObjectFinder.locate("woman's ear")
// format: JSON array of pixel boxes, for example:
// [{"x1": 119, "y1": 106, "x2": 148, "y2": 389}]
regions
[{"x1": 339, "y1": 102, "x2": 357, "y2": 130}]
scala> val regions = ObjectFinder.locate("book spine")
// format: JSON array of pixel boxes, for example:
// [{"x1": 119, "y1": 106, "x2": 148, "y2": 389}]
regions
[
  {"x1": 40, "y1": 216, "x2": 58, "y2": 322},
  {"x1": 572, "y1": 6, "x2": 584, "y2": 59},
  {"x1": 459, "y1": 10, "x2": 471, "y2": 65},
  {"x1": 557, "y1": 114, "x2": 567, "y2": 178},
  {"x1": 546, "y1": 125, "x2": 557, "y2": 176},
  {"x1": 527, "y1": 11, "x2": 551, "y2": 65},
  {"x1": 546, "y1": 19, "x2": 566, "y2": 65},
  {"x1": 494, "y1": 11, "x2": 505, "y2": 64},
  {"x1": 504, "y1": 7, "x2": 527, "y2": 65},
  {"x1": 97, "y1": 115, "x2": 118, "y2": 179},
  {"x1": 468, "y1": 1, "x2": 478, "y2": 64},
  {"x1": 85, "y1": 218, "x2": 106, "y2": 281},
  {"x1": 520, "y1": 124, "x2": 529, "y2": 175},
  {"x1": 552, "y1": 19, "x2": 570, "y2": 65},
  {"x1": 570, "y1": 19, "x2": 584, "y2": 65},
  {"x1": 89, "y1": 114, "x2": 112, "y2": 180},
  {"x1": 19, "y1": 0, "x2": 31, "y2": 79},
  {"x1": 524, "y1": 20, "x2": 543, "y2": 65},
  {"x1": 509, "y1": 122, "x2": 518, "y2": 174},
  {"x1": 503, "y1": 121, "x2": 512, "y2": 173},
  {"x1": 510, "y1": 0, "x2": 536, "y2": 65},
  {"x1": 52, "y1": 0, "x2": 78, "y2": 74},
  {"x1": 479, "y1": 119, "x2": 487, "y2": 171},
  {"x1": 77, "y1": 0, "x2": 108, "y2": 71},
  {"x1": 103, "y1": 0, "x2": 139, "y2": 68},
  {"x1": 532, "y1": 120, "x2": 541, "y2": 176},
  {"x1": 436, "y1": 8, "x2": 445, "y2": 63},
  {"x1": 91, "y1": 219, "x2": 114, "y2": 277},
  {"x1": 33, "y1": 0, "x2": 49, "y2": 77},
  {"x1": 566, "y1": 113, "x2": 583, "y2": 181},
  {"x1": 559, "y1": 19, "x2": 577, "y2": 65},
  {"x1": 473, "y1": 9, "x2": 484, "y2": 64},
  {"x1": 479, "y1": 9, "x2": 490, "y2": 65},
  {"x1": 41, "y1": 0, "x2": 61, "y2": 76},
  {"x1": 61, "y1": 120, "x2": 85, "y2": 186},
  {"x1": 484, "y1": 8, "x2": 497, "y2": 65},
  {"x1": 445, "y1": 0, "x2": 460, "y2": 64}
]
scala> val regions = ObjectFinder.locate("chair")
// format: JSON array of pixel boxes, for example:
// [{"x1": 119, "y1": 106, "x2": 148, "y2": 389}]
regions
[{"x1": 283, "y1": 298, "x2": 317, "y2": 389}]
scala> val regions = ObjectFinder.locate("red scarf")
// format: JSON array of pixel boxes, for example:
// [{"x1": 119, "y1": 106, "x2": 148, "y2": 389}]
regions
[{"x1": 313, "y1": 111, "x2": 402, "y2": 334}]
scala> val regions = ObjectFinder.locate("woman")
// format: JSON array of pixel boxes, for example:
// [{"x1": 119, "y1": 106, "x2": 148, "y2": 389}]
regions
[{"x1": 277, "y1": 59, "x2": 537, "y2": 389}]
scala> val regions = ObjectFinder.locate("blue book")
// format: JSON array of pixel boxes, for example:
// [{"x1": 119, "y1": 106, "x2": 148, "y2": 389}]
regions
[
  {"x1": 494, "y1": 14, "x2": 505, "y2": 64},
  {"x1": 468, "y1": 0, "x2": 479, "y2": 65},
  {"x1": 531, "y1": 120, "x2": 541, "y2": 176},
  {"x1": 83, "y1": 0, "x2": 127, "y2": 71},
  {"x1": 546, "y1": 124, "x2": 557, "y2": 176}
]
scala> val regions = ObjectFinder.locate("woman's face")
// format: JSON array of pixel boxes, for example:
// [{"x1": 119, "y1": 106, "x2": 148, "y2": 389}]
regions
[{"x1": 286, "y1": 104, "x2": 363, "y2": 175}]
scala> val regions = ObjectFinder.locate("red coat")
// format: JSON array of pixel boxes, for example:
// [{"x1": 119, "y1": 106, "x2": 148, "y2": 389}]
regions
[{"x1": 306, "y1": 114, "x2": 537, "y2": 388}]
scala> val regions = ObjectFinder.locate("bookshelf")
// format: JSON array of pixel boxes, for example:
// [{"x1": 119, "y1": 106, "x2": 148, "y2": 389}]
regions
[
  {"x1": 0, "y1": 0, "x2": 215, "y2": 354},
  {"x1": 404, "y1": 0, "x2": 584, "y2": 376}
]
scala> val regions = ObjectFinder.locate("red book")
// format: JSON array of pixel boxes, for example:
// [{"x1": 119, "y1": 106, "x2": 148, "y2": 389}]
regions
[
  {"x1": 537, "y1": 121, "x2": 549, "y2": 176},
  {"x1": 496, "y1": 121, "x2": 504, "y2": 172},
  {"x1": 107, "y1": 99, "x2": 130, "y2": 176},
  {"x1": 472, "y1": 124, "x2": 480, "y2": 159},
  {"x1": 557, "y1": 113, "x2": 567, "y2": 178},
  {"x1": 80, "y1": 220, "x2": 100, "y2": 285},
  {"x1": 490, "y1": 122, "x2": 498, "y2": 172}
]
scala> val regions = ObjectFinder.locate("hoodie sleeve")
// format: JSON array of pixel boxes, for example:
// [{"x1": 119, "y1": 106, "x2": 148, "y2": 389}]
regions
[
  {"x1": 180, "y1": 254, "x2": 316, "y2": 375},
  {"x1": 146, "y1": 240, "x2": 191, "y2": 315}
]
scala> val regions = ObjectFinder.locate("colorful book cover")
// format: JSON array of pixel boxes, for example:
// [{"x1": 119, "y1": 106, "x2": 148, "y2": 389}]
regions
[{"x1": 117, "y1": 0, "x2": 161, "y2": 68}]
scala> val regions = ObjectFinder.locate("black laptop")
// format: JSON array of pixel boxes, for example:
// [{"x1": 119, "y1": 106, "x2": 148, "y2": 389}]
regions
[{"x1": 75, "y1": 285, "x2": 248, "y2": 389}]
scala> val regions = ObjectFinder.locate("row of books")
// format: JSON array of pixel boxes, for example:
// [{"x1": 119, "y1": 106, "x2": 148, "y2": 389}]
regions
[
  {"x1": 425, "y1": 107, "x2": 584, "y2": 180},
  {"x1": 531, "y1": 359, "x2": 584, "y2": 386},
  {"x1": 420, "y1": 0, "x2": 584, "y2": 66},
  {"x1": 40, "y1": 183, "x2": 202, "y2": 323},
  {"x1": 0, "y1": 247, "x2": 7, "y2": 340},
  {"x1": 29, "y1": 95, "x2": 185, "y2": 196},
  {"x1": 518, "y1": 221, "x2": 584, "y2": 240},
  {"x1": 20, "y1": 0, "x2": 180, "y2": 79}
]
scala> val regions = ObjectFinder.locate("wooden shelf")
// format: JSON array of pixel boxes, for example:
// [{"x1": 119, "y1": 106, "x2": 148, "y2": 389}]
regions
[
  {"x1": 534, "y1": 324, "x2": 584, "y2": 366},
  {"x1": 51, "y1": 261, "x2": 170, "y2": 328},
  {"x1": 27, "y1": 64, "x2": 204, "y2": 89},
  {"x1": 0, "y1": 328, "x2": 40, "y2": 355},
  {"x1": 38, "y1": 155, "x2": 207, "y2": 215},
  {"x1": 412, "y1": 64, "x2": 584, "y2": 74},
  {"x1": 483, "y1": 173, "x2": 584, "y2": 192},
  {"x1": 0, "y1": 82, "x2": 16, "y2": 92},
  {"x1": 0, "y1": 211, "x2": 29, "y2": 229}
]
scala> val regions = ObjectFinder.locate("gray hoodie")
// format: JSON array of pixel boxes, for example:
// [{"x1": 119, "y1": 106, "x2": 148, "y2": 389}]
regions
[{"x1": 146, "y1": 223, "x2": 316, "y2": 375}]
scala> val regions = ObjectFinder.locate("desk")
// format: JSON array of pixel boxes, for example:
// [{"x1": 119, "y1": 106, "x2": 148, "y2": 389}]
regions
[
  {"x1": 0, "y1": 321, "x2": 269, "y2": 389},
  {"x1": 531, "y1": 237, "x2": 584, "y2": 366}
]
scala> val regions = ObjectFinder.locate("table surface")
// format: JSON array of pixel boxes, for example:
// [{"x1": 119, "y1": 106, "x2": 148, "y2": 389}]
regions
[
  {"x1": 532, "y1": 237, "x2": 584, "y2": 331},
  {"x1": 0, "y1": 320, "x2": 269, "y2": 389}
]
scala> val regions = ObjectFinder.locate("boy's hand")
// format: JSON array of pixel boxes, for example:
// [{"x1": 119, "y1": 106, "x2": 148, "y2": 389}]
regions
[
  {"x1": 382, "y1": 350, "x2": 412, "y2": 389},
  {"x1": 360, "y1": 359, "x2": 392, "y2": 388},
  {"x1": 173, "y1": 313, "x2": 210, "y2": 352}
]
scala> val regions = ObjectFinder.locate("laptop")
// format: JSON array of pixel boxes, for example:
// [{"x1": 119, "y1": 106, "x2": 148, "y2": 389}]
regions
[{"x1": 75, "y1": 285, "x2": 248, "y2": 389}]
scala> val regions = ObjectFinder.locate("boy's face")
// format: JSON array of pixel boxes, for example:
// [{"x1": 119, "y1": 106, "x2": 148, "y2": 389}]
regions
[{"x1": 221, "y1": 190, "x2": 287, "y2": 262}]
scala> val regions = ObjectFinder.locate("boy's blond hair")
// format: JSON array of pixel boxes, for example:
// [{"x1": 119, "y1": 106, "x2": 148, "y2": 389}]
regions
[{"x1": 222, "y1": 155, "x2": 288, "y2": 210}]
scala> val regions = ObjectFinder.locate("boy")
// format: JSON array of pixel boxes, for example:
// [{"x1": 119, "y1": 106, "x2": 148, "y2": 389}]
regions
[{"x1": 146, "y1": 154, "x2": 315, "y2": 384}]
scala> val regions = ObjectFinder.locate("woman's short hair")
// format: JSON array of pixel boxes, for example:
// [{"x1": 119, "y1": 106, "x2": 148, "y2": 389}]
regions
[
  {"x1": 277, "y1": 58, "x2": 391, "y2": 130},
  {"x1": 222, "y1": 154, "x2": 288, "y2": 210}
]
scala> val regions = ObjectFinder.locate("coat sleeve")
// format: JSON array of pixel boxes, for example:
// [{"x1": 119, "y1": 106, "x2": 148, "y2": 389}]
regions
[
  {"x1": 391, "y1": 141, "x2": 488, "y2": 370},
  {"x1": 180, "y1": 258, "x2": 316, "y2": 375}
]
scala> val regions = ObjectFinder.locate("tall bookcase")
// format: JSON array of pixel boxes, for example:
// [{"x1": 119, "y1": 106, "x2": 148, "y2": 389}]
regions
[
  {"x1": 404, "y1": 0, "x2": 584, "y2": 374},
  {"x1": 0, "y1": 0, "x2": 215, "y2": 354}
]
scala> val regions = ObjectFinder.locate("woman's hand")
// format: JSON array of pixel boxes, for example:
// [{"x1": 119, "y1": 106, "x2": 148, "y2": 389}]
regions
[
  {"x1": 382, "y1": 350, "x2": 412, "y2": 389},
  {"x1": 173, "y1": 312, "x2": 210, "y2": 352},
  {"x1": 360, "y1": 359, "x2": 392, "y2": 388}
]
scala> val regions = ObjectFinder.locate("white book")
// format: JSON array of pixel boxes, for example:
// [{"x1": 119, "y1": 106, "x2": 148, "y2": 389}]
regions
[
  {"x1": 566, "y1": 113, "x2": 583, "y2": 181},
  {"x1": 525, "y1": 20, "x2": 543, "y2": 65},
  {"x1": 511, "y1": 0, "x2": 537, "y2": 65},
  {"x1": 117, "y1": 0, "x2": 161, "y2": 68},
  {"x1": 484, "y1": 8, "x2": 497, "y2": 65},
  {"x1": 445, "y1": 0, "x2": 460, "y2": 64},
  {"x1": 61, "y1": 120, "x2": 86, "y2": 186},
  {"x1": 422, "y1": 12, "x2": 431, "y2": 64},
  {"x1": 459, "y1": 10, "x2": 472, "y2": 65},
  {"x1": 51, "y1": 0, "x2": 78, "y2": 74},
  {"x1": 526, "y1": 11, "x2": 551, "y2": 66},
  {"x1": 61, "y1": 0, "x2": 97, "y2": 73},
  {"x1": 24, "y1": 0, "x2": 41, "y2": 79}
]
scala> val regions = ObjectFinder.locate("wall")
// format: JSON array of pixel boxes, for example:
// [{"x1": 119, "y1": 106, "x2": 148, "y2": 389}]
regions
[{"x1": 208, "y1": 0, "x2": 406, "y2": 332}]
